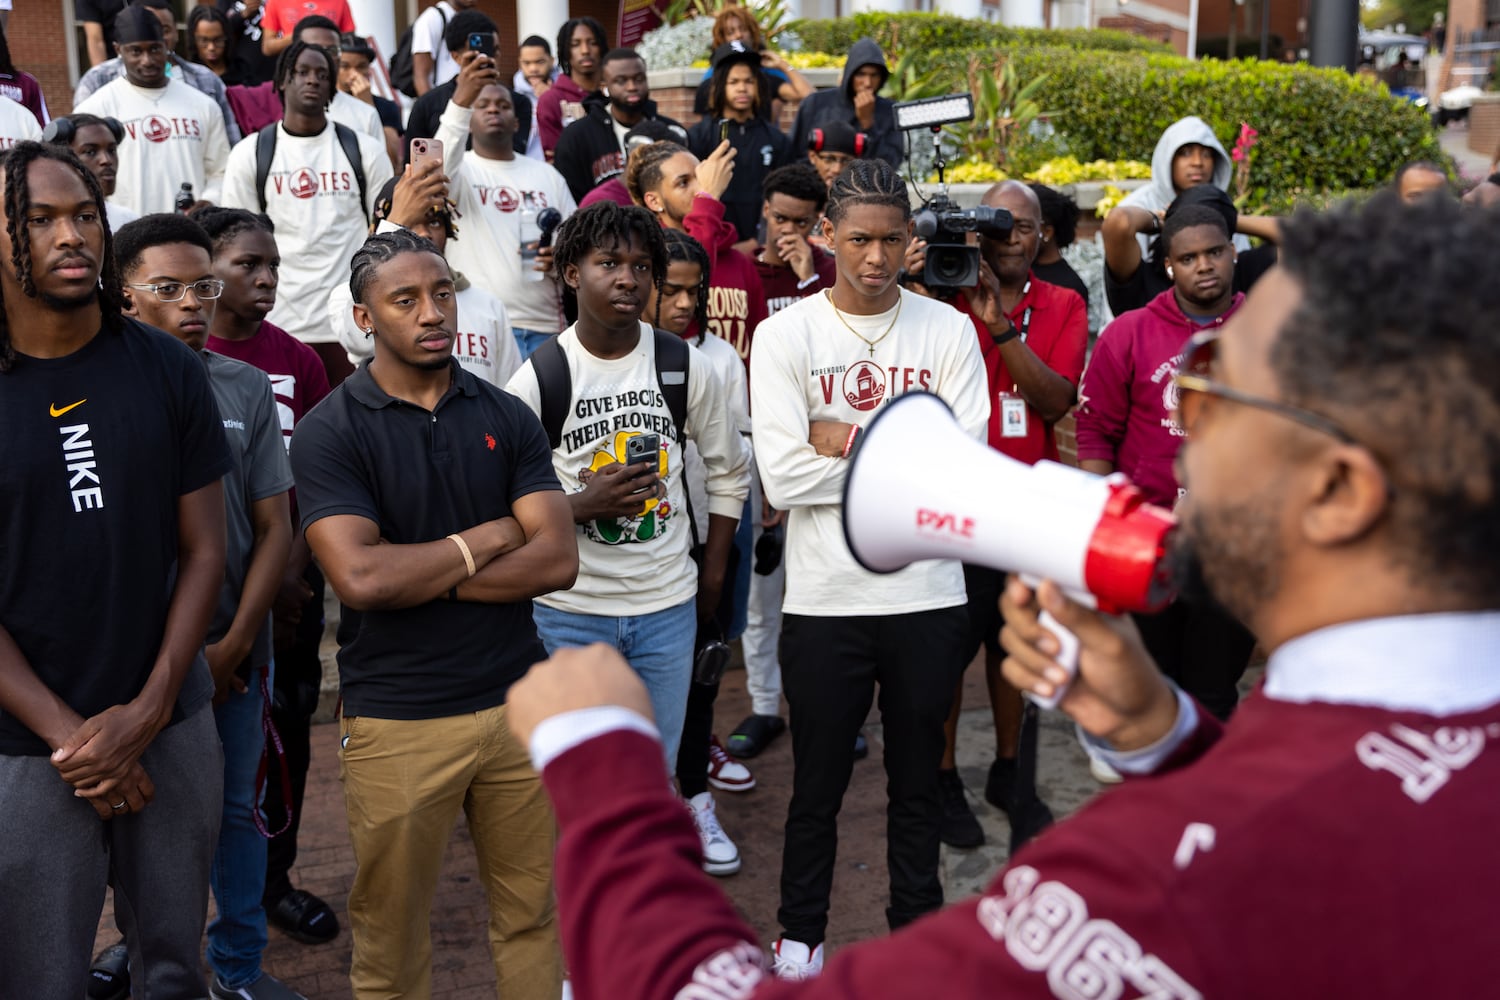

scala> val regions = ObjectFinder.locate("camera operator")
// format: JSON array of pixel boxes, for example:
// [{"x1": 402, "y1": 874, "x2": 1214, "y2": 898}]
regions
[{"x1": 904, "y1": 180, "x2": 1086, "y2": 852}]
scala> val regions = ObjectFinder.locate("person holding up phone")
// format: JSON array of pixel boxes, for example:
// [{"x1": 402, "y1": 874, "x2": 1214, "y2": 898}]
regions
[{"x1": 505, "y1": 201, "x2": 750, "y2": 781}]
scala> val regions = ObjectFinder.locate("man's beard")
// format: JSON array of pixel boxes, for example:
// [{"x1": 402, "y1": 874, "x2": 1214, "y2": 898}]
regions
[
  {"x1": 1171, "y1": 493, "x2": 1280, "y2": 625},
  {"x1": 39, "y1": 288, "x2": 98, "y2": 313}
]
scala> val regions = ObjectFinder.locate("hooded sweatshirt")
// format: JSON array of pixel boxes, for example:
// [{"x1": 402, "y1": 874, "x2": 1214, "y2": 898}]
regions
[
  {"x1": 687, "y1": 111, "x2": 791, "y2": 242},
  {"x1": 536, "y1": 72, "x2": 595, "y2": 159},
  {"x1": 1074, "y1": 288, "x2": 1243, "y2": 508},
  {"x1": 683, "y1": 194, "x2": 768, "y2": 366},
  {"x1": 553, "y1": 91, "x2": 685, "y2": 204},
  {"x1": 1117, "y1": 116, "x2": 1249, "y2": 257},
  {"x1": 788, "y1": 39, "x2": 903, "y2": 170}
]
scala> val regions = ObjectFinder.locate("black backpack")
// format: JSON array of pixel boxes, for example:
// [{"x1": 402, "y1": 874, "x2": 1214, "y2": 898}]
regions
[
  {"x1": 531, "y1": 329, "x2": 690, "y2": 450},
  {"x1": 390, "y1": 6, "x2": 448, "y2": 99},
  {"x1": 253, "y1": 122, "x2": 368, "y2": 221}
]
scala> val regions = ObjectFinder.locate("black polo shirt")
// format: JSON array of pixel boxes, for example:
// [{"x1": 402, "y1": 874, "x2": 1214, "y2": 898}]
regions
[{"x1": 289, "y1": 359, "x2": 560, "y2": 720}]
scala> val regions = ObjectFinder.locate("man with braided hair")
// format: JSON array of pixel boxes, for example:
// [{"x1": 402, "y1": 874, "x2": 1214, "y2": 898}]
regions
[
  {"x1": 752, "y1": 157, "x2": 989, "y2": 978},
  {"x1": 505, "y1": 201, "x2": 749, "y2": 793},
  {"x1": 0, "y1": 142, "x2": 231, "y2": 1000},
  {"x1": 290, "y1": 226, "x2": 575, "y2": 997}
]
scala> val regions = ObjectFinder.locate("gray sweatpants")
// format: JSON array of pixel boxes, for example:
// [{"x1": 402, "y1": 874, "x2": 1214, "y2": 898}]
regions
[{"x1": 0, "y1": 706, "x2": 223, "y2": 1000}]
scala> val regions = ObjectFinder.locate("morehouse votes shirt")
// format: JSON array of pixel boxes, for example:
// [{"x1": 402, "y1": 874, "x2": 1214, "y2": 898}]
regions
[
  {"x1": 1075, "y1": 288, "x2": 1243, "y2": 508},
  {"x1": 535, "y1": 613, "x2": 1500, "y2": 999},
  {"x1": 505, "y1": 323, "x2": 750, "y2": 617},
  {"x1": 437, "y1": 100, "x2": 577, "y2": 334},
  {"x1": 750, "y1": 289, "x2": 989, "y2": 617},
  {"x1": 289, "y1": 361, "x2": 560, "y2": 719},
  {"x1": 75, "y1": 77, "x2": 230, "y2": 215},
  {"x1": 220, "y1": 122, "x2": 393, "y2": 345},
  {"x1": 0, "y1": 320, "x2": 230, "y2": 756}
]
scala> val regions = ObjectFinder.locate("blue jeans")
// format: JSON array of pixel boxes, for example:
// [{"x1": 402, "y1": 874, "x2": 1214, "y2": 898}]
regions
[
  {"x1": 208, "y1": 664, "x2": 270, "y2": 988},
  {"x1": 532, "y1": 600, "x2": 695, "y2": 764},
  {"x1": 512, "y1": 328, "x2": 557, "y2": 359}
]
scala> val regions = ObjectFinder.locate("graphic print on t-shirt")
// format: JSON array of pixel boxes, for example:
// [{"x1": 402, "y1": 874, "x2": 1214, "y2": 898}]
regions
[
  {"x1": 566, "y1": 384, "x2": 677, "y2": 546},
  {"x1": 122, "y1": 114, "x2": 205, "y2": 144},
  {"x1": 474, "y1": 184, "x2": 559, "y2": 213},
  {"x1": 269, "y1": 164, "x2": 358, "y2": 200}
]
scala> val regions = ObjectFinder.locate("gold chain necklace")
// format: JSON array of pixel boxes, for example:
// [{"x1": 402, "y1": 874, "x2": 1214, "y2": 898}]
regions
[{"x1": 827, "y1": 291, "x2": 902, "y2": 358}]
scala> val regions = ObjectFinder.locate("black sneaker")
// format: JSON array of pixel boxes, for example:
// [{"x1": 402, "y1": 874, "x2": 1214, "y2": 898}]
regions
[
  {"x1": 985, "y1": 756, "x2": 1055, "y2": 854},
  {"x1": 266, "y1": 888, "x2": 339, "y2": 945},
  {"x1": 938, "y1": 768, "x2": 985, "y2": 848},
  {"x1": 87, "y1": 942, "x2": 129, "y2": 1000}
]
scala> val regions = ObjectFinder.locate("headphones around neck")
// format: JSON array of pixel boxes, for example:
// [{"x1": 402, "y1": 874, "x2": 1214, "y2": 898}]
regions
[{"x1": 42, "y1": 116, "x2": 126, "y2": 146}]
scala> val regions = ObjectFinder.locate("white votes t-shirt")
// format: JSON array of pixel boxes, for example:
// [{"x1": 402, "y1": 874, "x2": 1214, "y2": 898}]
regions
[
  {"x1": 750, "y1": 289, "x2": 991, "y2": 617},
  {"x1": 329, "y1": 90, "x2": 385, "y2": 145},
  {"x1": 75, "y1": 77, "x2": 229, "y2": 215},
  {"x1": 506, "y1": 323, "x2": 750, "y2": 617},
  {"x1": 437, "y1": 101, "x2": 577, "y2": 333},
  {"x1": 220, "y1": 122, "x2": 393, "y2": 345},
  {"x1": 0, "y1": 95, "x2": 39, "y2": 149}
]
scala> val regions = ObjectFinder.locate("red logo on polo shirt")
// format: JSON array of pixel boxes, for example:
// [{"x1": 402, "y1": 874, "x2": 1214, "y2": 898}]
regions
[
  {"x1": 143, "y1": 115, "x2": 172, "y2": 143},
  {"x1": 485, "y1": 433, "x2": 496, "y2": 451}
]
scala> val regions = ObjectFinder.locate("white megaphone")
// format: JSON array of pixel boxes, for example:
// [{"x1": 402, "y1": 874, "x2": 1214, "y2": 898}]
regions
[{"x1": 843, "y1": 392, "x2": 1177, "y2": 708}]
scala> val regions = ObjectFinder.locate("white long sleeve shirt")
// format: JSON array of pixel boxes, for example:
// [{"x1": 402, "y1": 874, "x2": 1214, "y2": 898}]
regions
[
  {"x1": 332, "y1": 272, "x2": 521, "y2": 388},
  {"x1": 329, "y1": 90, "x2": 385, "y2": 145},
  {"x1": 683, "y1": 330, "x2": 752, "y2": 545},
  {"x1": 750, "y1": 288, "x2": 990, "y2": 617},
  {"x1": 75, "y1": 77, "x2": 229, "y2": 215},
  {"x1": 506, "y1": 323, "x2": 750, "y2": 617},
  {"x1": 437, "y1": 100, "x2": 576, "y2": 333},
  {"x1": 220, "y1": 122, "x2": 393, "y2": 345}
]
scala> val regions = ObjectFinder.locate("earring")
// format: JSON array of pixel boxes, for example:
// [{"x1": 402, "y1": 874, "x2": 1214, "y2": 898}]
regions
[
  {"x1": 1166, "y1": 268, "x2": 1174, "y2": 278},
  {"x1": 363, "y1": 326, "x2": 373, "y2": 334}
]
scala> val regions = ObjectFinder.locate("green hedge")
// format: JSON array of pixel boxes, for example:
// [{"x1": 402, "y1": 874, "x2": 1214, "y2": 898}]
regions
[
  {"x1": 788, "y1": 13, "x2": 1170, "y2": 59},
  {"x1": 910, "y1": 47, "x2": 1444, "y2": 210}
]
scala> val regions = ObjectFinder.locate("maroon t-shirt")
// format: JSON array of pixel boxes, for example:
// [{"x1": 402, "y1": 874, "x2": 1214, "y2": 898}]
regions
[
  {"x1": 754, "y1": 245, "x2": 837, "y2": 316},
  {"x1": 207, "y1": 319, "x2": 330, "y2": 451}
]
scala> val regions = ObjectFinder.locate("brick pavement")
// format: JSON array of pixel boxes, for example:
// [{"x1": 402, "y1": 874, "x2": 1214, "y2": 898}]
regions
[{"x1": 91, "y1": 651, "x2": 1124, "y2": 998}]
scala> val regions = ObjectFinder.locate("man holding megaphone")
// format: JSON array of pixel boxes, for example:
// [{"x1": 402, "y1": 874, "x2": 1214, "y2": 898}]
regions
[{"x1": 503, "y1": 192, "x2": 1500, "y2": 997}]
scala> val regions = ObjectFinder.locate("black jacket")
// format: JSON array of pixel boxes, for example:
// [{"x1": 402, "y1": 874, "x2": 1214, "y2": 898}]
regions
[
  {"x1": 687, "y1": 114, "x2": 790, "y2": 242},
  {"x1": 788, "y1": 38, "x2": 903, "y2": 170},
  {"x1": 404, "y1": 79, "x2": 532, "y2": 162},
  {"x1": 553, "y1": 92, "x2": 685, "y2": 205}
]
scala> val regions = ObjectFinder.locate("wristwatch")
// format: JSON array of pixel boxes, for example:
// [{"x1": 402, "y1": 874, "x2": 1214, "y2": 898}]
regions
[{"x1": 989, "y1": 319, "x2": 1019, "y2": 345}]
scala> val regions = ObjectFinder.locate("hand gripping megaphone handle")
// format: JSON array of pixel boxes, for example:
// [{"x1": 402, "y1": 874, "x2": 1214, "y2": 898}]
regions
[{"x1": 1027, "y1": 609, "x2": 1080, "y2": 710}]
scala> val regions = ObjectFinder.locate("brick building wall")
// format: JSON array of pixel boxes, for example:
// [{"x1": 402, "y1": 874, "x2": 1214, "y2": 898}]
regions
[{"x1": 12, "y1": 3, "x2": 76, "y2": 118}]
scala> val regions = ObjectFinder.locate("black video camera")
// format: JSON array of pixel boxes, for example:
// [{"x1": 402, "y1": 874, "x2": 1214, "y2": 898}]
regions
[{"x1": 912, "y1": 194, "x2": 1014, "y2": 292}]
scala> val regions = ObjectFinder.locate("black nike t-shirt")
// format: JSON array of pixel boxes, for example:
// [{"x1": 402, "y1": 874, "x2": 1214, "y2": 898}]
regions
[{"x1": 0, "y1": 320, "x2": 231, "y2": 756}]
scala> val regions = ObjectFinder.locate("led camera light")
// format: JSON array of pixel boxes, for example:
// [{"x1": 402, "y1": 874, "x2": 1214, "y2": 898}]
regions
[{"x1": 893, "y1": 93, "x2": 975, "y2": 131}]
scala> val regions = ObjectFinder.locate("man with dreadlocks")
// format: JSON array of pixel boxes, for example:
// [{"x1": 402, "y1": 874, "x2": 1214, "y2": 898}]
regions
[
  {"x1": 290, "y1": 226, "x2": 575, "y2": 997},
  {"x1": 220, "y1": 32, "x2": 391, "y2": 385},
  {"x1": 752, "y1": 157, "x2": 988, "y2": 978},
  {"x1": 0, "y1": 142, "x2": 231, "y2": 999},
  {"x1": 504, "y1": 201, "x2": 749, "y2": 792}
]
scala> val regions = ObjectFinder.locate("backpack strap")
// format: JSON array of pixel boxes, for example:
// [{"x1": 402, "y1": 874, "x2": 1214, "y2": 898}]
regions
[
  {"x1": 254, "y1": 123, "x2": 277, "y2": 214},
  {"x1": 332, "y1": 123, "x2": 369, "y2": 222},
  {"x1": 530, "y1": 336, "x2": 571, "y2": 451},
  {"x1": 652, "y1": 328, "x2": 690, "y2": 444}
]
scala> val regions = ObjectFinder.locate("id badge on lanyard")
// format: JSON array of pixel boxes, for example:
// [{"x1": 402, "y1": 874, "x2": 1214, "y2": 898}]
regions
[{"x1": 999, "y1": 304, "x2": 1032, "y2": 438}]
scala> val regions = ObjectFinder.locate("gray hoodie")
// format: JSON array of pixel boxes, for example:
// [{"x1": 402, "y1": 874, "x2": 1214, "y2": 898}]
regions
[{"x1": 1118, "y1": 116, "x2": 1248, "y2": 254}]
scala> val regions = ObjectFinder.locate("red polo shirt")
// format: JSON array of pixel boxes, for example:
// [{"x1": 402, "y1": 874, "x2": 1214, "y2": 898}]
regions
[{"x1": 955, "y1": 274, "x2": 1087, "y2": 464}]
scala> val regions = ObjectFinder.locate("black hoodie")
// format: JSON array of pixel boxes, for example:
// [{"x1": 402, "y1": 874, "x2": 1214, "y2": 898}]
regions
[
  {"x1": 789, "y1": 38, "x2": 903, "y2": 170},
  {"x1": 553, "y1": 90, "x2": 685, "y2": 204}
]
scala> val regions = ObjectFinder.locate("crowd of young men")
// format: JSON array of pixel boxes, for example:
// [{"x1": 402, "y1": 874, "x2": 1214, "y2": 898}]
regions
[{"x1": 3, "y1": 5, "x2": 1496, "y2": 998}]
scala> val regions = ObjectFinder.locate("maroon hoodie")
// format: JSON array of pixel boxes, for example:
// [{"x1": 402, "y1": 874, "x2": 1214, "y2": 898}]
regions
[
  {"x1": 683, "y1": 193, "x2": 767, "y2": 367},
  {"x1": 535, "y1": 73, "x2": 593, "y2": 159},
  {"x1": 1075, "y1": 287, "x2": 1243, "y2": 508}
]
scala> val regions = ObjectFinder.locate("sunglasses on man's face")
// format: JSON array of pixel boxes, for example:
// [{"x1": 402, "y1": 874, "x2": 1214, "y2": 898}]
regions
[{"x1": 1170, "y1": 328, "x2": 1357, "y2": 444}]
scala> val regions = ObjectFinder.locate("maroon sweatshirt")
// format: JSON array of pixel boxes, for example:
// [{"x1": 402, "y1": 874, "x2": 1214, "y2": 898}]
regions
[
  {"x1": 683, "y1": 194, "x2": 767, "y2": 367},
  {"x1": 1075, "y1": 288, "x2": 1242, "y2": 507},
  {"x1": 535, "y1": 73, "x2": 593, "y2": 159},
  {"x1": 755, "y1": 244, "x2": 837, "y2": 316},
  {"x1": 543, "y1": 673, "x2": 1500, "y2": 998}
]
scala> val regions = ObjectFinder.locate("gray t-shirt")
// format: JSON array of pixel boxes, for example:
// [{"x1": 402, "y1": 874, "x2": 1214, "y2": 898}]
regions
[{"x1": 205, "y1": 351, "x2": 294, "y2": 671}]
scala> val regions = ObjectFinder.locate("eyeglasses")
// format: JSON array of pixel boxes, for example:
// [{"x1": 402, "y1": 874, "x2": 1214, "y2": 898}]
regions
[
  {"x1": 126, "y1": 279, "x2": 224, "y2": 303},
  {"x1": 1170, "y1": 328, "x2": 1357, "y2": 443},
  {"x1": 814, "y1": 152, "x2": 854, "y2": 167}
]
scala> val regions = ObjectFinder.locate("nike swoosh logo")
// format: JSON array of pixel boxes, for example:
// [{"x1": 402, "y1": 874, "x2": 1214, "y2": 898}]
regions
[{"x1": 50, "y1": 399, "x2": 86, "y2": 417}]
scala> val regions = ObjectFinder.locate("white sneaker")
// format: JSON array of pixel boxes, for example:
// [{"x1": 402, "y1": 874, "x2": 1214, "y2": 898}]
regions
[
  {"x1": 772, "y1": 938, "x2": 824, "y2": 981},
  {"x1": 688, "y1": 792, "x2": 741, "y2": 876},
  {"x1": 707, "y1": 735, "x2": 756, "y2": 792}
]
